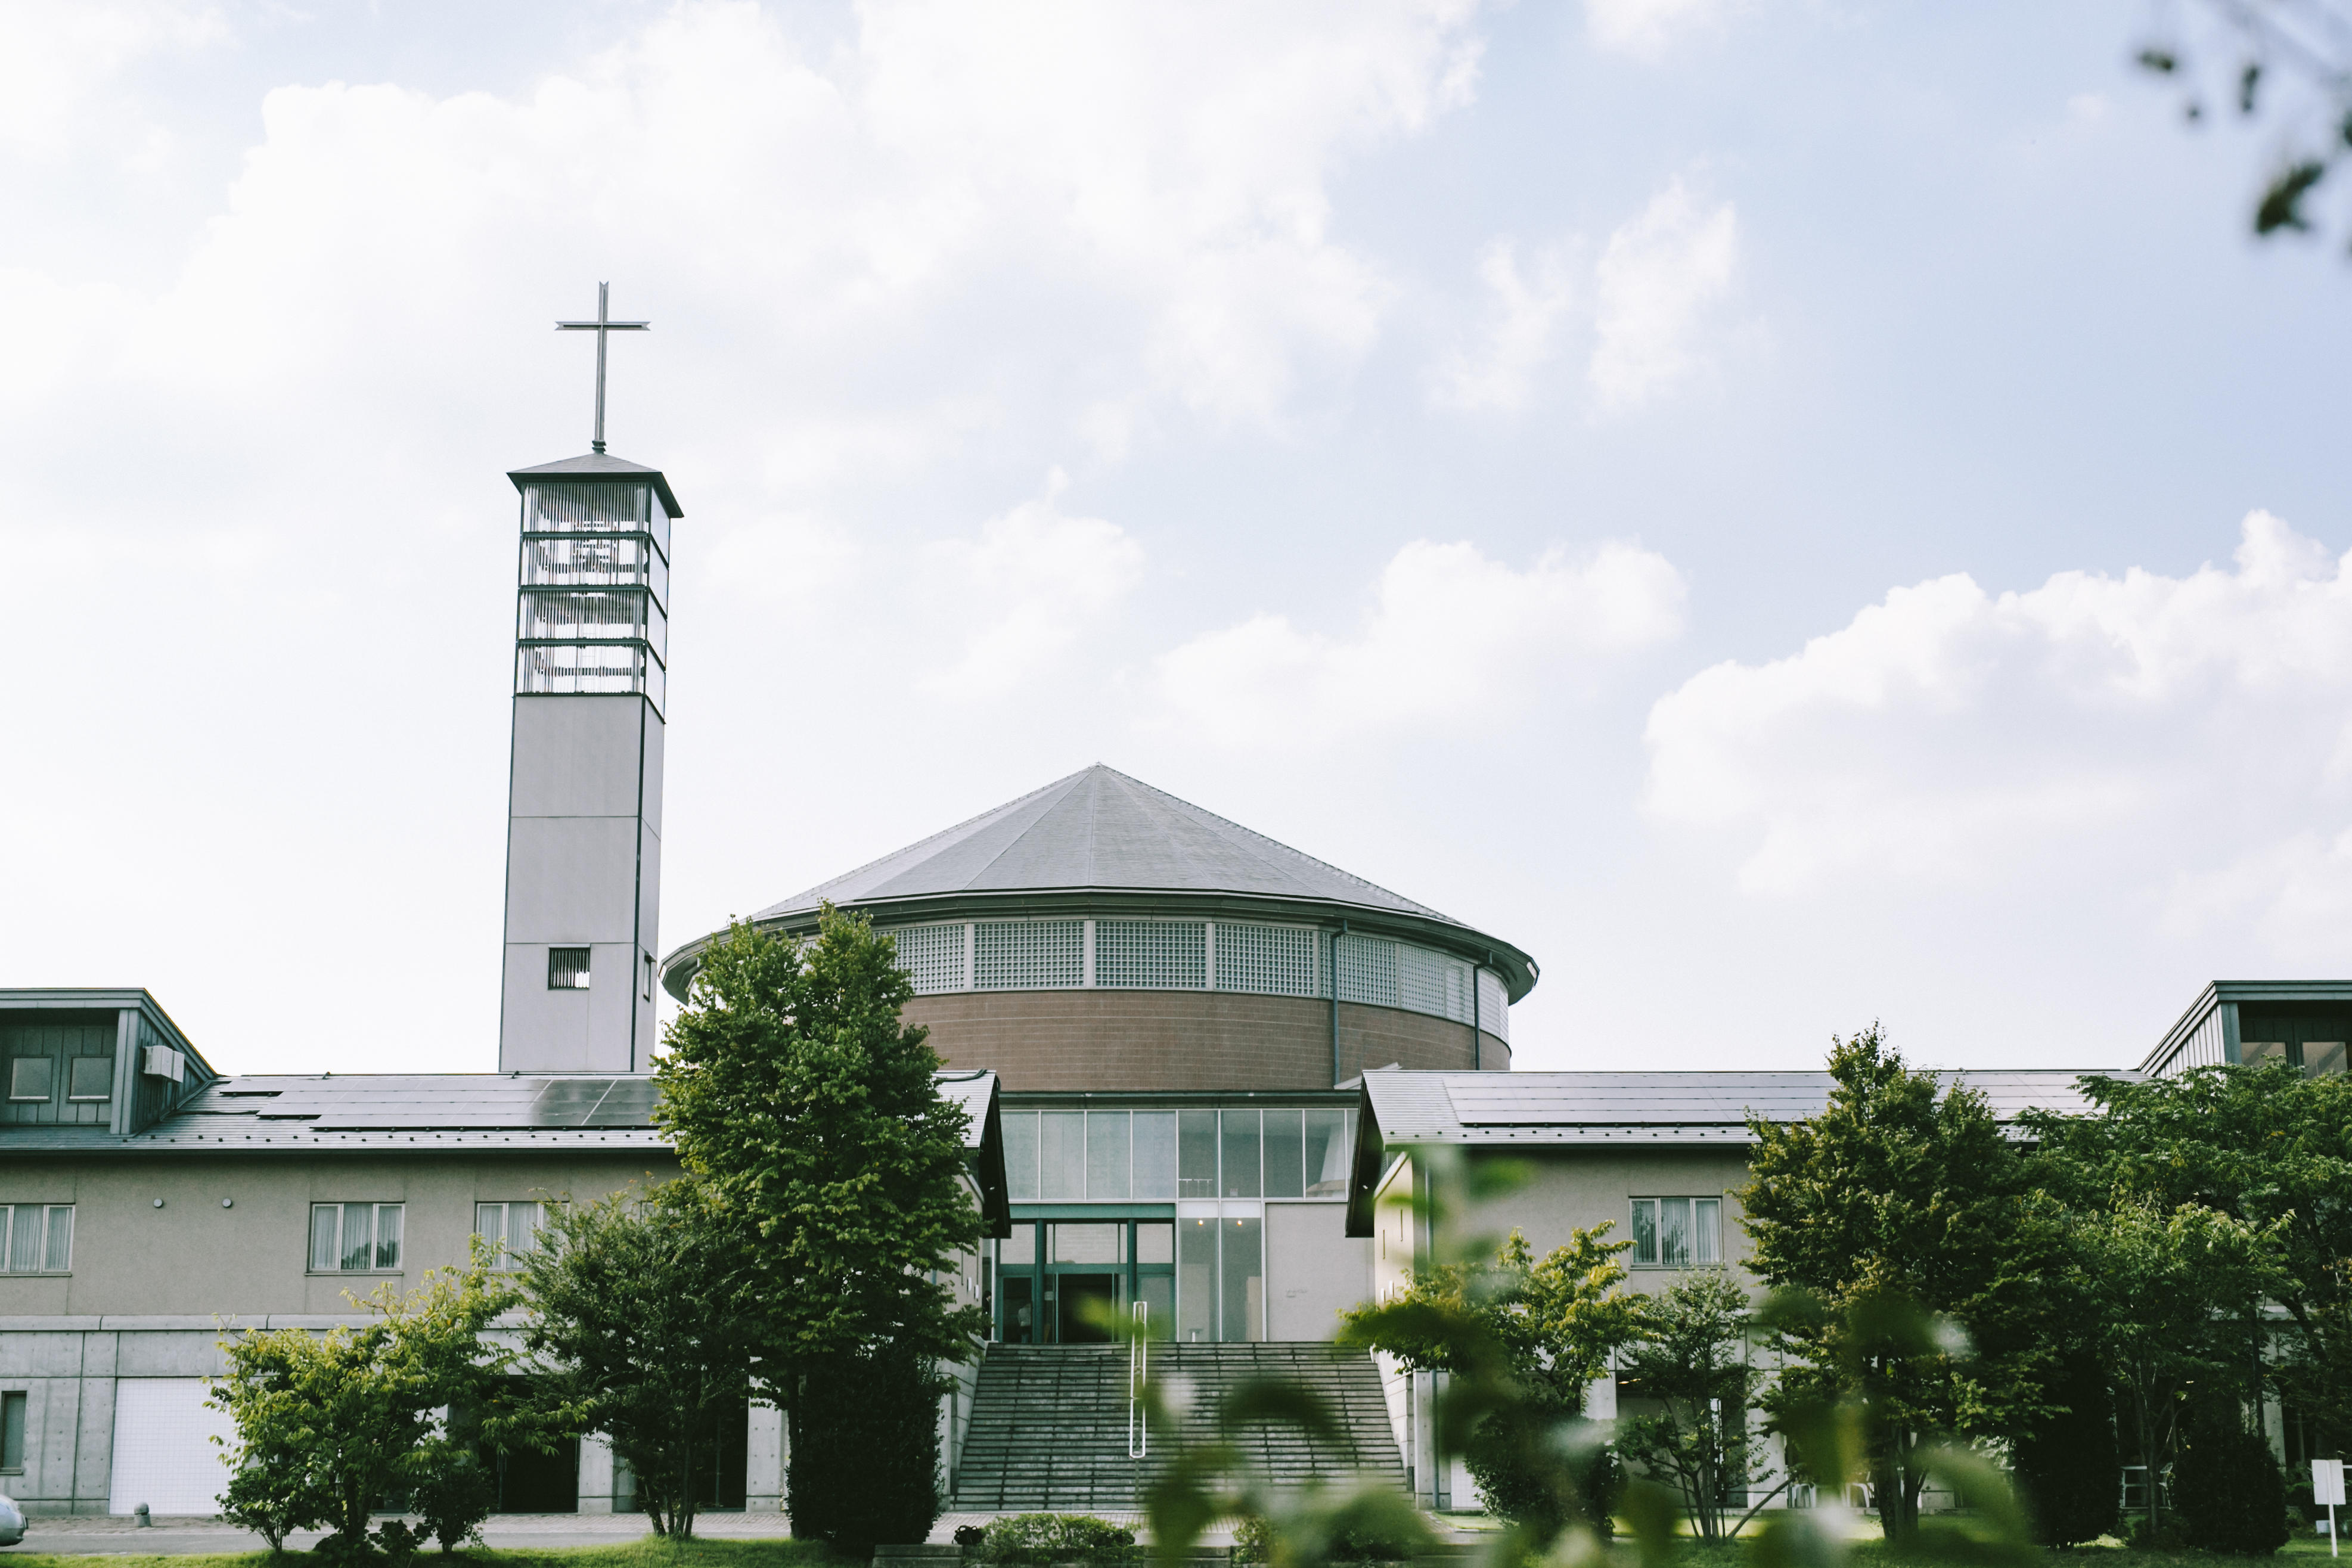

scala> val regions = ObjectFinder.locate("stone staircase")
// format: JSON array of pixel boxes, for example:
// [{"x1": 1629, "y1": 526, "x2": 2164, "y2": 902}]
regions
[{"x1": 951, "y1": 1342, "x2": 1407, "y2": 1513}]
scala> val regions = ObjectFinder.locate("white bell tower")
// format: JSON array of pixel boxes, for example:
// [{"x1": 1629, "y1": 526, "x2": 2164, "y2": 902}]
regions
[{"x1": 497, "y1": 285, "x2": 678, "y2": 1073}]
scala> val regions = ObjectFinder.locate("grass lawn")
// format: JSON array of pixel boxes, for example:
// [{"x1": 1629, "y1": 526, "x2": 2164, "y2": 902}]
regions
[{"x1": 0, "y1": 1540, "x2": 833, "y2": 1568}]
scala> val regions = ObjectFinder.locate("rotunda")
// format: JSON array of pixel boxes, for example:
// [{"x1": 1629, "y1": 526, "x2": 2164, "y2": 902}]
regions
[
  {"x1": 660, "y1": 765, "x2": 1539, "y2": 1347},
  {"x1": 659, "y1": 764, "x2": 1535, "y2": 1092}
]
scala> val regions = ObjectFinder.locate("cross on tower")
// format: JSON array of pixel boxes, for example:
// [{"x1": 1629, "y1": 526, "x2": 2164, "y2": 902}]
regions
[{"x1": 556, "y1": 282, "x2": 650, "y2": 454}]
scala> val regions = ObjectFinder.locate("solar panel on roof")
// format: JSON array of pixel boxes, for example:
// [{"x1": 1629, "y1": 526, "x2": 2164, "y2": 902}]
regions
[
  {"x1": 582, "y1": 1079, "x2": 660, "y2": 1126},
  {"x1": 529, "y1": 1079, "x2": 614, "y2": 1126}
]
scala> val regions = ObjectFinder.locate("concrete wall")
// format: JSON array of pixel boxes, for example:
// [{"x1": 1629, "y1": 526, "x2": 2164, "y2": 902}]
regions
[
  {"x1": 0, "y1": 1150, "x2": 680, "y2": 1514},
  {"x1": 1460, "y1": 1147, "x2": 1760, "y2": 1296},
  {"x1": 0, "y1": 1151, "x2": 680, "y2": 1319},
  {"x1": 907, "y1": 991, "x2": 1507, "y2": 1091},
  {"x1": 501, "y1": 694, "x2": 662, "y2": 1074},
  {"x1": 1265, "y1": 1201, "x2": 1371, "y2": 1341}
]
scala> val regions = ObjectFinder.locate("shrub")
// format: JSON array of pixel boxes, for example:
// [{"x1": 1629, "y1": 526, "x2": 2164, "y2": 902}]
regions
[
  {"x1": 970, "y1": 1514, "x2": 1138, "y2": 1565},
  {"x1": 2012, "y1": 1354, "x2": 2121, "y2": 1547},
  {"x1": 1462, "y1": 1399, "x2": 1620, "y2": 1540},
  {"x1": 788, "y1": 1346, "x2": 944, "y2": 1555},
  {"x1": 2175, "y1": 1423, "x2": 2288, "y2": 1555}
]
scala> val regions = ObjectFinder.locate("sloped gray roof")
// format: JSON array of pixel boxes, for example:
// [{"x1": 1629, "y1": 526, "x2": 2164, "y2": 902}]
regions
[
  {"x1": 507, "y1": 451, "x2": 682, "y2": 518},
  {"x1": 758, "y1": 765, "x2": 1456, "y2": 923},
  {"x1": 1361, "y1": 1067, "x2": 2134, "y2": 1148},
  {"x1": 0, "y1": 1069, "x2": 998, "y2": 1156}
]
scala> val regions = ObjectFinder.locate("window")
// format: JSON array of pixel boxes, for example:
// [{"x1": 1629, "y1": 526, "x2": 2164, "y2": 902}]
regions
[
  {"x1": 548, "y1": 948, "x2": 591, "y2": 990},
  {"x1": 1630, "y1": 1197, "x2": 1722, "y2": 1267},
  {"x1": 2308, "y1": 1042, "x2": 2348, "y2": 1077},
  {"x1": 474, "y1": 1201, "x2": 542, "y2": 1269},
  {"x1": 643, "y1": 953, "x2": 654, "y2": 1001},
  {"x1": 309, "y1": 1203, "x2": 403, "y2": 1271},
  {"x1": 67, "y1": 1056, "x2": 114, "y2": 1102},
  {"x1": 0, "y1": 1206, "x2": 72, "y2": 1272},
  {"x1": 7, "y1": 1058, "x2": 52, "y2": 1103},
  {"x1": 0, "y1": 1392, "x2": 21, "y2": 1471}
]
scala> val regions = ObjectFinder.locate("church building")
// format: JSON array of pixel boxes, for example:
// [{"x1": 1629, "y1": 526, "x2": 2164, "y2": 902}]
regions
[{"x1": 0, "y1": 299, "x2": 2331, "y2": 1522}]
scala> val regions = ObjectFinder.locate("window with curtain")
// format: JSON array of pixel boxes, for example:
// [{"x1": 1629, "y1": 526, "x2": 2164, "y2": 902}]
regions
[
  {"x1": 1629, "y1": 1196, "x2": 1721, "y2": 1267},
  {"x1": 0, "y1": 1206, "x2": 71, "y2": 1272},
  {"x1": 309, "y1": 1203, "x2": 404, "y2": 1272},
  {"x1": 474, "y1": 1201, "x2": 544, "y2": 1268}
]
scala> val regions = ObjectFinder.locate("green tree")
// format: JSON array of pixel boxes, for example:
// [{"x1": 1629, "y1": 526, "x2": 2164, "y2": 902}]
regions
[
  {"x1": 1741, "y1": 1026, "x2": 2065, "y2": 1543},
  {"x1": 516, "y1": 1180, "x2": 765, "y2": 1540},
  {"x1": 209, "y1": 1254, "x2": 538, "y2": 1558},
  {"x1": 2009, "y1": 1347, "x2": 2120, "y2": 1547},
  {"x1": 788, "y1": 1344, "x2": 944, "y2": 1557},
  {"x1": 654, "y1": 908, "x2": 986, "y2": 1547},
  {"x1": 1338, "y1": 1222, "x2": 1642, "y2": 1541},
  {"x1": 2073, "y1": 1198, "x2": 2279, "y2": 1534},
  {"x1": 2030, "y1": 1063, "x2": 2344, "y2": 1464},
  {"x1": 1615, "y1": 1272, "x2": 1754, "y2": 1542}
]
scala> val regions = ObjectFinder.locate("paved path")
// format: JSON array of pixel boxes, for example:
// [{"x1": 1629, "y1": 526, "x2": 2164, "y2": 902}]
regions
[
  {"x1": 9, "y1": 1512, "x2": 797, "y2": 1556},
  {"x1": 9, "y1": 1508, "x2": 1482, "y2": 1556}
]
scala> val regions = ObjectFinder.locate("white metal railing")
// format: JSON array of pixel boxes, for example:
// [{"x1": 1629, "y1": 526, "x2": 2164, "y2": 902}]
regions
[{"x1": 1128, "y1": 1300, "x2": 1150, "y2": 1459}]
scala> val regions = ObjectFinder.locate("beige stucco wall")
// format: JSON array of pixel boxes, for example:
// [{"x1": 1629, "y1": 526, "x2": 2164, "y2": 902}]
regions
[
  {"x1": 1264, "y1": 1200, "x2": 1372, "y2": 1341},
  {"x1": 0, "y1": 1151, "x2": 682, "y2": 1319},
  {"x1": 1460, "y1": 1147, "x2": 1758, "y2": 1296}
]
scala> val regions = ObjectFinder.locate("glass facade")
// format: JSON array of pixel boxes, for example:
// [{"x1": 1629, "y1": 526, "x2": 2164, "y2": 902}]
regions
[
  {"x1": 993, "y1": 1103, "x2": 1354, "y2": 1344},
  {"x1": 516, "y1": 481, "x2": 671, "y2": 715}
]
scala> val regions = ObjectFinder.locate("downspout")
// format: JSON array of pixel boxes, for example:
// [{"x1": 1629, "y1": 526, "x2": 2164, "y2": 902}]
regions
[
  {"x1": 1330, "y1": 921, "x2": 1348, "y2": 1088},
  {"x1": 1470, "y1": 961, "x2": 1481, "y2": 1072}
]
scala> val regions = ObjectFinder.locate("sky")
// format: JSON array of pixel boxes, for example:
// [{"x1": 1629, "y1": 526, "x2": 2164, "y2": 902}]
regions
[{"x1": 5, "y1": 0, "x2": 2350, "y2": 1078}]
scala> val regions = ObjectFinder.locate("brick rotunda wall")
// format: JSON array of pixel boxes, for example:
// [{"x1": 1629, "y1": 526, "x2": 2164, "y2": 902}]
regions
[{"x1": 902, "y1": 989, "x2": 1510, "y2": 1091}]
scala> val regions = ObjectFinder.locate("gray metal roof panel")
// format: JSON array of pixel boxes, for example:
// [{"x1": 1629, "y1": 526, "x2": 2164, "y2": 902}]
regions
[
  {"x1": 0, "y1": 1069, "x2": 994, "y2": 1154},
  {"x1": 1364, "y1": 1068, "x2": 2136, "y2": 1147},
  {"x1": 506, "y1": 451, "x2": 682, "y2": 518},
  {"x1": 755, "y1": 766, "x2": 1458, "y2": 924}
]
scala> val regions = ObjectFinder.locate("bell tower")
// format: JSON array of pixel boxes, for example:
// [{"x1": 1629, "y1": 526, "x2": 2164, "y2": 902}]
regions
[{"x1": 497, "y1": 285, "x2": 678, "y2": 1073}]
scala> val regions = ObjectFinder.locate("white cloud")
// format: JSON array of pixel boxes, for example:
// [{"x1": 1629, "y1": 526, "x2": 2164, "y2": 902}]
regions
[
  {"x1": 1432, "y1": 237, "x2": 1578, "y2": 412},
  {"x1": 1643, "y1": 514, "x2": 2352, "y2": 928},
  {"x1": 920, "y1": 477, "x2": 1146, "y2": 697},
  {"x1": 0, "y1": 0, "x2": 222, "y2": 156},
  {"x1": 1157, "y1": 538, "x2": 1684, "y2": 746},
  {"x1": 1, "y1": 0, "x2": 1486, "y2": 460},
  {"x1": 1584, "y1": 0, "x2": 1737, "y2": 60},
  {"x1": 1589, "y1": 177, "x2": 1739, "y2": 411}
]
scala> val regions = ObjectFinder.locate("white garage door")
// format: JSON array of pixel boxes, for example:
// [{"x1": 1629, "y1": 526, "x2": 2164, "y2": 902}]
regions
[{"x1": 108, "y1": 1380, "x2": 236, "y2": 1516}]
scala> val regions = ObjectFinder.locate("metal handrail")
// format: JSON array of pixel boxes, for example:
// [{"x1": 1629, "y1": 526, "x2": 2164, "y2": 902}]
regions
[{"x1": 1128, "y1": 1300, "x2": 1150, "y2": 1459}]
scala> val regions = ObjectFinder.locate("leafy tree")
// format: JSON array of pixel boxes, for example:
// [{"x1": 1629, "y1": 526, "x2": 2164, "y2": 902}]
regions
[
  {"x1": 789, "y1": 1344, "x2": 944, "y2": 1556},
  {"x1": 1338, "y1": 1218, "x2": 1642, "y2": 1541},
  {"x1": 654, "y1": 908, "x2": 986, "y2": 1545},
  {"x1": 2067, "y1": 1197, "x2": 2279, "y2": 1534},
  {"x1": 209, "y1": 1254, "x2": 541, "y2": 1558},
  {"x1": 2174, "y1": 1417, "x2": 2290, "y2": 1555},
  {"x1": 2009, "y1": 1347, "x2": 2120, "y2": 1547},
  {"x1": 516, "y1": 1180, "x2": 765, "y2": 1540},
  {"x1": 1615, "y1": 1272, "x2": 1755, "y2": 1542},
  {"x1": 2029, "y1": 1064, "x2": 2341, "y2": 1467},
  {"x1": 656, "y1": 909, "x2": 986, "y2": 1365},
  {"x1": 1741, "y1": 1026, "x2": 2066, "y2": 1542}
]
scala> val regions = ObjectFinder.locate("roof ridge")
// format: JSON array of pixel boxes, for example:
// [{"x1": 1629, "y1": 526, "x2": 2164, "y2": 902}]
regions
[
  {"x1": 770, "y1": 768, "x2": 1091, "y2": 913},
  {"x1": 1091, "y1": 766, "x2": 1459, "y2": 924}
]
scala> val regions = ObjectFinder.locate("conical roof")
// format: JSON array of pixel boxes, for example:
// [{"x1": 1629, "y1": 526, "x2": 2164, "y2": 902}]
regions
[
  {"x1": 666, "y1": 766, "x2": 1536, "y2": 999},
  {"x1": 758, "y1": 765, "x2": 1452, "y2": 924}
]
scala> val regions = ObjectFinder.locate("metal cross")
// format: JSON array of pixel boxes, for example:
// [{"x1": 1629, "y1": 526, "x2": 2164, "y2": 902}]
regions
[{"x1": 556, "y1": 282, "x2": 650, "y2": 454}]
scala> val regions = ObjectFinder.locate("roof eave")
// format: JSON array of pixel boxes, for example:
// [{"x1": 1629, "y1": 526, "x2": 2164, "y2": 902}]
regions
[{"x1": 662, "y1": 889, "x2": 1538, "y2": 1003}]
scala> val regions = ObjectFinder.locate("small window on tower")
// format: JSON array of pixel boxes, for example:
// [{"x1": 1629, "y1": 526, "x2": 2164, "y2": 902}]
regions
[
  {"x1": 548, "y1": 948, "x2": 591, "y2": 990},
  {"x1": 643, "y1": 952, "x2": 654, "y2": 1001}
]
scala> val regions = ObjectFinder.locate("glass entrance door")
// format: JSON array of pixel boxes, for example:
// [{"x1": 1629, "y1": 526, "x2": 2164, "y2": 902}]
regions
[
  {"x1": 996, "y1": 1219, "x2": 1180, "y2": 1343},
  {"x1": 1054, "y1": 1272, "x2": 1119, "y2": 1342}
]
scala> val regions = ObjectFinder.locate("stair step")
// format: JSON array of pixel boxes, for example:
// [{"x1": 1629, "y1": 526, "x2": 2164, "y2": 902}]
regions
[{"x1": 950, "y1": 1343, "x2": 1408, "y2": 1512}]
